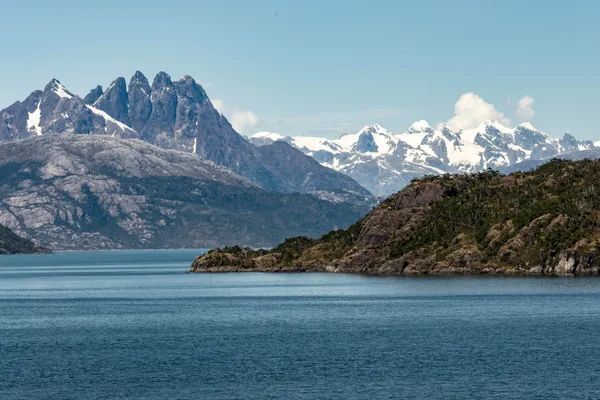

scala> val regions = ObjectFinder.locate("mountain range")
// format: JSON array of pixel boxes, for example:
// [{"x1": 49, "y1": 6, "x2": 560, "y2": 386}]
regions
[
  {"x1": 0, "y1": 72, "x2": 376, "y2": 250},
  {"x1": 250, "y1": 121, "x2": 597, "y2": 195},
  {"x1": 2, "y1": 70, "x2": 598, "y2": 251},
  {"x1": 0, "y1": 72, "x2": 370, "y2": 200}
]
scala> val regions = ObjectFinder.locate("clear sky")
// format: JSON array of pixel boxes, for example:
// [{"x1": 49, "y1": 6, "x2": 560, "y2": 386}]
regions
[{"x1": 2, "y1": 0, "x2": 599, "y2": 139}]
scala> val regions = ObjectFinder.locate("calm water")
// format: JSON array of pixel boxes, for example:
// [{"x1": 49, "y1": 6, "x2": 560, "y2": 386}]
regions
[{"x1": 2, "y1": 251, "x2": 600, "y2": 399}]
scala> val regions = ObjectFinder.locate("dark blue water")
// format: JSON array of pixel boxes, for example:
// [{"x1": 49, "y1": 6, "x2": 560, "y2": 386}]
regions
[{"x1": 2, "y1": 251, "x2": 600, "y2": 399}]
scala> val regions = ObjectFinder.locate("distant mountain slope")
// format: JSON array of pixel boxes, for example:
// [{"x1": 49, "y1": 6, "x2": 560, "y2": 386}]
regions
[
  {"x1": 192, "y1": 159, "x2": 600, "y2": 275},
  {"x1": 250, "y1": 121, "x2": 596, "y2": 195},
  {"x1": 0, "y1": 135, "x2": 367, "y2": 250},
  {"x1": 0, "y1": 224, "x2": 47, "y2": 254},
  {"x1": 0, "y1": 72, "x2": 371, "y2": 201},
  {"x1": 255, "y1": 141, "x2": 371, "y2": 195}
]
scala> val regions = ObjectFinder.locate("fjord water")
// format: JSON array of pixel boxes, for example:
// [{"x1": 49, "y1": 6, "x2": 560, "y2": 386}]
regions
[{"x1": 2, "y1": 251, "x2": 600, "y2": 399}]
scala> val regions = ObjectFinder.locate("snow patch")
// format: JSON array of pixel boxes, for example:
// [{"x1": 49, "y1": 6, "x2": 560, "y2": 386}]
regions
[
  {"x1": 53, "y1": 83, "x2": 73, "y2": 99},
  {"x1": 397, "y1": 131, "x2": 427, "y2": 148},
  {"x1": 85, "y1": 105, "x2": 134, "y2": 134},
  {"x1": 408, "y1": 120, "x2": 432, "y2": 132},
  {"x1": 27, "y1": 101, "x2": 42, "y2": 136},
  {"x1": 292, "y1": 136, "x2": 340, "y2": 154},
  {"x1": 251, "y1": 131, "x2": 285, "y2": 141},
  {"x1": 518, "y1": 122, "x2": 538, "y2": 131}
]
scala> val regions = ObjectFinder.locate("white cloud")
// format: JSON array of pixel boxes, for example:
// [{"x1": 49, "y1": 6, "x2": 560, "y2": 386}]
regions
[
  {"x1": 442, "y1": 92, "x2": 510, "y2": 131},
  {"x1": 230, "y1": 109, "x2": 259, "y2": 133},
  {"x1": 211, "y1": 99, "x2": 225, "y2": 114},
  {"x1": 515, "y1": 95, "x2": 535, "y2": 121},
  {"x1": 210, "y1": 99, "x2": 258, "y2": 133}
]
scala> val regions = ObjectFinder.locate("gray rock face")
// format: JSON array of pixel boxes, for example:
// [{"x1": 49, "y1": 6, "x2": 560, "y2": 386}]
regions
[
  {"x1": 0, "y1": 135, "x2": 368, "y2": 250},
  {"x1": 83, "y1": 85, "x2": 103, "y2": 105},
  {"x1": 354, "y1": 132, "x2": 378, "y2": 153},
  {"x1": 560, "y1": 132, "x2": 580, "y2": 151},
  {"x1": 256, "y1": 141, "x2": 371, "y2": 196},
  {"x1": 141, "y1": 72, "x2": 178, "y2": 146},
  {"x1": 127, "y1": 71, "x2": 152, "y2": 133},
  {"x1": 173, "y1": 75, "x2": 208, "y2": 151},
  {"x1": 93, "y1": 78, "x2": 130, "y2": 126}
]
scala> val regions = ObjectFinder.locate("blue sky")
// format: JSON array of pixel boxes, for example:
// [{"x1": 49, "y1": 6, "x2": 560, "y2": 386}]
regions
[{"x1": 2, "y1": 0, "x2": 599, "y2": 139}]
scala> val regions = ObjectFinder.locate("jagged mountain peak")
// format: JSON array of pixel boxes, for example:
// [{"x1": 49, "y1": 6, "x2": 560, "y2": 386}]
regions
[
  {"x1": 153, "y1": 71, "x2": 174, "y2": 87},
  {"x1": 407, "y1": 119, "x2": 433, "y2": 133},
  {"x1": 467, "y1": 119, "x2": 514, "y2": 136},
  {"x1": 131, "y1": 70, "x2": 147, "y2": 81},
  {"x1": 106, "y1": 77, "x2": 127, "y2": 92},
  {"x1": 43, "y1": 79, "x2": 74, "y2": 99},
  {"x1": 93, "y1": 77, "x2": 130, "y2": 126},
  {"x1": 83, "y1": 85, "x2": 103, "y2": 105},
  {"x1": 517, "y1": 122, "x2": 540, "y2": 132},
  {"x1": 44, "y1": 78, "x2": 61, "y2": 90},
  {"x1": 357, "y1": 123, "x2": 389, "y2": 135},
  {"x1": 179, "y1": 74, "x2": 196, "y2": 83},
  {"x1": 174, "y1": 75, "x2": 208, "y2": 103},
  {"x1": 127, "y1": 71, "x2": 152, "y2": 133}
]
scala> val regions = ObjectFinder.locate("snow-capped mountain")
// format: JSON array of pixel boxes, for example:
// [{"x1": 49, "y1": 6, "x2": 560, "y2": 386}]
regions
[
  {"x1": 250, "y1": 121, "x2": 596, "y2": 195},
  {"x1": 0, "y1": 72, "x2": 372, "y2": 204},
  {"x1": 0, "y1": 79, "x2": 137, "y2": 141}
]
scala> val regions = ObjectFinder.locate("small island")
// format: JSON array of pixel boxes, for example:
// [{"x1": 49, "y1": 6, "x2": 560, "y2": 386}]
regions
[
  {"x1": 191, "y1": 159, "x2": 600, "y2": 276},
  {"x1": 0, "y1": 224, "x2": 50, "y2": 255}
]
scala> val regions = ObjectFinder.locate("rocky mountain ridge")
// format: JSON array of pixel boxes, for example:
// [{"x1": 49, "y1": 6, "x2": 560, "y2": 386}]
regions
[
  {"x1": 0, "y1": 135, "x2": 367, "y2": 250},
  {"x1": 0, "y1": 72, "x2": 371, "y2": 202},
  {"x1": 191, "y1": 158, "x2": 600, "y2": 275},
  {"x1": 250, "y1": 121, "x2": 596, "y2": 195},
  {"x1": 0, "y1": 79, "x2": 137, "y2": 141}
]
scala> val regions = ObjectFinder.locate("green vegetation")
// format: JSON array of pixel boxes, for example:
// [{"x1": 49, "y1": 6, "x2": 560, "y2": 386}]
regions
[
  {"x1": 194, "y1": 159, "x2": 600, "y2": 275},
  {"x1": 270, "y1": 236, "x2": 316, "y2": 264},
  {"x1": 392, "y1": 158, "x2": 600, "y2": 264}
]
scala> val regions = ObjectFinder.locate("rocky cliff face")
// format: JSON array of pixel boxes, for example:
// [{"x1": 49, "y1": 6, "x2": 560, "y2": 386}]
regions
[
  {"x1": 128, "y1": 71, "x2": 153, "y2": 133},
  {"x1": 83, "y1": 85, "x2": 103, "y2": 105},
  {"x1": 191, "y1": 158, "x2": 600, "y2": 275},
  {"x1": 93, "y1": 77, "x2": 131, "y2": 126},
  {"x1": 0, "y1": 135, "x2": 367, "y2": 250}
]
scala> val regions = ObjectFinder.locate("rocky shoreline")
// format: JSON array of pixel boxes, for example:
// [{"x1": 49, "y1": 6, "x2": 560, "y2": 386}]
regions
[{"x1": 190, "y1": 249, "x2": 598, "y2": 276}]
